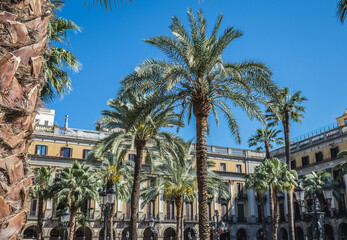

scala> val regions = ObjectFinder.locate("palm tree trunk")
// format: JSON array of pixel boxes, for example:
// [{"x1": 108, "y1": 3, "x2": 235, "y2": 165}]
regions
[
  {"x1": 0, "y1": 1, "x2": 51, "y2": 239},
  {"x1": 259, "y1": 192, "x2": 267, "y2": 240},
  {"x1": 283, "y1": 113, "x2": 295, "y2": 240},
  {"x1": 107, "y1": 204, "x2": 114, "y2": 240},
  {"x1": 269, "y1": 187, "x2": 274, "y2": 240},
  {"x1": 129, "y1": 139, "x2": 146, "y2": 240},
  {"x1": 272, "y1": 187, "x2": 279, "y2": 240},
  {"x1": 176, "y1": 197, "x2": 183, "y2": 240},
  {"x1": 68, "y1": 206, "x2": 79, "y2": 240},
  {"x1": 36, "y1": 196, "x2": 44, "y2": 240},
  {"x1": 265, "y1": 143, "x2": 270, "y2": 159},
  {"x1": 193, "y1": 100, "x2": 211, "y2": 240}
]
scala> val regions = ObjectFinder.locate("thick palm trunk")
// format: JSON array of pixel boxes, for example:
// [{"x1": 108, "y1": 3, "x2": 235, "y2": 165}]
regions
[
  {"x1": 0, "y1": 1, "x2": 51, "y2": 239},
  {"x1": 272, "y1": 188, "x2": 279, "y2": 240},
  {"x1": 283, "y1": 113, "x2": 295, "y2": 240},
  {"x1": 68, "y1": 206, "x2": 79, "y2": 240},
  {"x1": 107, "y1": 204, "x2": 114, "y2": 240},
  {"x1": 265, "y1": 143, "x2": 270, "y2": 159},
  {"x1": 259, "y1": 193, "x2": 267, "y2": 240},
  {"x1": 176, "y1": 197, "x2": 183, "y2": 240},
  {"x1": 129, "y1": 140, "x2": 146, "y2": 240},
  {"x1": 193, "y1": 100, "x2": 211, "y2": 240},
  {"x1": 36, "y1": 196, "x2": 44, "y2": 240}
]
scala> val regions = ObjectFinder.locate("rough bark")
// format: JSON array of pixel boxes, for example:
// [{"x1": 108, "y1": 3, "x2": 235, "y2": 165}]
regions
[
  {"x1": 36, "y1": 196, "x2": 44, "y2": 240},
  {"x1": 283, "y1": 112, "x2": 295, "y2": 240},
  {"x1": 265, "y1": 143, "x2": 270, "y2": 159},
  {"x1": 272, "y1": 187, "x2": 279, "y2": 240},
  {"x1": 107, "y1": 202, "x2": 114, "y2": 240},
  {"x1": 68, "y1": 205, "x2": 78, "y2": 240},
  {"x1": 129, "y1": 140, "x2": 146, "y2": 240},
  {"x1": 175, "y1": 197, "x2": 183, "y2": 240},
  {"x1": 193, "y1": 98, "x2": 211, "y2": 240},
  {"x1": 0, "y1": 1, "x2": 51, "y2": 239},
  {"x1": 259, "y1": 192, "x2": 267, "y2": 240},
  {"x1": 269, "y1": 187, "x2": 274, "y2": 240}
]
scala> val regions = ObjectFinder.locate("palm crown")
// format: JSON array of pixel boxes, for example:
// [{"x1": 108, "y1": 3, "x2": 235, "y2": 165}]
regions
[
  {"x1": 248, "y1": 126, "x2": 284, "y2": 153},
  {"x1": 32, "y1": 166, "x2": 54, "y2": 198},
  {"x1": 122, "y1": 9, "x2": 276, "y2": 143}
]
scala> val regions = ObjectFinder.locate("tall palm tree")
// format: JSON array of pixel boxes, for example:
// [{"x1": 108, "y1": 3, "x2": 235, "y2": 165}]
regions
[
  {"x1": 90, "y1": 153, "x2": 133, "y2": 240},
  {"x1": 262, "y1": 158, "x2": 298, "y2": 240},
  {"x1": 245, "y1": 167, "x2": 269, "y2": 240},
  {"x1": 32, "y1": 166, "x2": 54, "y2": 240},
  {"x1": 42, "y1": 10, "x2": 81, "y2": 102},
  {"x1": 337, "y1": 0, "x2": 347, "y2": 23},
  {"x1": 141, "y1": 141, "x2": 229, "y2": 240},
  {"x1": 52, "y1": 161, "x2": 100, "y2": 240},
  {"x1": 92, "y1": 93, "x2": 183, "y2": 240},
  {"x1": 121, "y1": 10, "x2": 275, "y2": 239},
  {"x1": 248, "y1": 126, "x2": 284, "y2": 159},
  {"x1": 266, "y1": 87, "x2": 307, "y2": 240},
  {"x1": 0, "y1": 0, "x2": 127, "y2": 237}
]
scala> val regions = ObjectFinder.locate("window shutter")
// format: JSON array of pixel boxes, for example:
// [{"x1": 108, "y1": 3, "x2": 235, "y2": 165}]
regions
[
  {"x1": 70, "y1": 148, "x2": 73, "y2": 158},
  {"x1": 60, "y1": 147, "x2": 63, "y2": 157},
  {"x1": 44, "y1": 145, "x2": 48, "y2": 156},
  {"x1": 35, "y1": 145, "x2": 38, "y2": 155},
  {"x1": 83, "y1": 150, "x2": 86, "y2": 159}
]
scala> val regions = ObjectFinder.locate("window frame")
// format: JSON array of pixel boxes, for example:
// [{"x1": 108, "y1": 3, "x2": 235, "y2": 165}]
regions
[{"x1": 35, "y1": 145, "x2": 48, "y2": 156}]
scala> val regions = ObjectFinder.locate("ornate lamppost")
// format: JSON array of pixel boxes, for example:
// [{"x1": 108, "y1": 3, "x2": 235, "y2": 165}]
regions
[
  {"x1": 100, "y1": 185, "x2": 117, "y2": 240},
  {"x1": 294, "y1": 184, "x2": 333, "y2": 240},
  {"x1": 61, "y1": 209, "x2": 71, "y2": 240},
  {"x1": 149, "y1": 217, "x2": 160, "y2": 240},
  {"x1": 210, "y1": 210, "x2": 227, "y2": 240}
]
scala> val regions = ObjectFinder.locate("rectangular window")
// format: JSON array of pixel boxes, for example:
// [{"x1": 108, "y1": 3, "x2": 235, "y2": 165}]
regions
[
  {"x1": 208, "y1": 201, "x2": 212, "y2": 221},
  {"x1": 60, "y1": 147, "x2": 72, "y2": 158},
  {"x1": 185, "y1": 202, "x2": 193, "y2": 220},
  {"x1": 237, "y1": 182, "x2": 244, "y2": 195},
  {"x1": 220, "y1": 163, "x2": 226, "y2": 172},
  {"x1": 301, "y1": 156, "x2": 309, "y2": 167},
  {"x1": 146, "y1": 200, "x2": 155, "y2": 219},
  {"x1": 315, "y1": 152, "x2": 324, "y2": 163},
  {"x1": 331, "y1": 146, "x2": 339, "y2": 159},
  {"x1": 221, "y1": 203, "x2": 228, "y2": 221},
  {"x1": 236, "y1": 164, "x2": 242, "y2": 173},
  {"x1": 166, "y1": 201, "x2": 175, "y2": 220},
  {"x1": 279, "y1": 203, "x2": 285, "y2": 222},
  {"x1": 128, "y1": 154, "x2": 135, "y2": 161},
  {"x1": 237, "y1": 204, "x2": 245, "y2": 222},
  {"x1": 291, "y1": 160, "x2": 296, "y2": 169},
  {"x1": 345, "y1": 118, "x2": 347, "y2": 125},
  {"x1": 44, "y1": 120, "x2": 49, "y2": 125},
  {"x1": 35, "y1": 145, "x2": 47, "y2": 156},
  {"x1": 82, "y1": 149, "x2": 90, "y2": 159},
  {"x1": 29, "y1": 199, "x2": 38, "y2": 216}
]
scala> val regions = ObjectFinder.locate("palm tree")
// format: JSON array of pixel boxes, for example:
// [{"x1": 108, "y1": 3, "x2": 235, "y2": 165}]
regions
[
  {"x1": 141, "y1": 141, "x2": 229, "y2": 240},
  {"x1": 92, "y1": 93, "x2": 183, "y2": 240},
  {"x1": 32, "y1": 167, "x2": 54, "y2": 240},
  {"x1": 337, "y1": 0, "x2": 347, "y2": 23},
  {"x1": 248, "y1": 126, "x2": 284, "y2": 159},
  {"x1": 52, "y1": 161, "x2": 100, "y2": 240},
  {"x1": 265, "y1": 87, "x2": 307, "y2": 240},
  {"x1": 262, "y1": 158, "x2": 298, "y2": 240},
  {"x1": 121, "y1": 10, "x2": 275, "y2": 239},
  {"x1": 90, "y1": 153, "x2": 133, "y2": 240},
  {"x1": 245, "y1": 167, "x2": 269, "y2": 240},
  {"x1": 337, "y1": 150, "x2": 347, "y2": 159},
  {"x1": 42, "y1": 11, "x2": 81, "y2": 102},
  {"x1": 0, "y1": 0, "x2": 128, "y2": 236}
]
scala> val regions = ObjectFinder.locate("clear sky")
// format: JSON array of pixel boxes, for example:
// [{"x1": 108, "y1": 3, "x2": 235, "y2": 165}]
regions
[{"x1": 47, "y1": 0, "x2": 347, "y2": 150}]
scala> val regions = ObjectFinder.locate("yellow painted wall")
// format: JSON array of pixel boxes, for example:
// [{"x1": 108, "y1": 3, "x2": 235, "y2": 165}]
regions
[{"x1": 337, "y1": 115, "x2": 347, "y2": 126}]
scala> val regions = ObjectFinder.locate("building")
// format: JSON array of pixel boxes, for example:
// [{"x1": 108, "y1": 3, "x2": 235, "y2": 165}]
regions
[
  {"x1": 21, "y1": 108, "x2": 268, "y2": 240},
  {"x1": 271, "y1": 109, "x2": 347, "y2": 240}
]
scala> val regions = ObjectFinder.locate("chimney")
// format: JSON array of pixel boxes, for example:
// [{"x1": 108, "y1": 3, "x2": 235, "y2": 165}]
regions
[{"x1": 64, "y1": 115, "x2": 69, "y2": 129}]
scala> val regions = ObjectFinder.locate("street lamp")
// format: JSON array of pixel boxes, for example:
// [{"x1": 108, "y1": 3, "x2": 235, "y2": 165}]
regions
[
  {"x1": 61, "y1": 209, "x2": 70, "y2": 240},
  {"x1": 294, "y1": 185, "x2": 305, "y2": 205},
  {"x1": 322, "y1": 183, "x2": 333, "y2": 203},
  {"x1": 148, "y1": 217, "x2": 160, "y2": 240},
  {"x1": 188, "y1": 231, "x2": 192, "y2": 240},
  {"x1": 100, "y1": 185, "x2": 117, "y2": 240},
  {"x1": 126, "y1": 230, "x2": 130, "y2": 240}
]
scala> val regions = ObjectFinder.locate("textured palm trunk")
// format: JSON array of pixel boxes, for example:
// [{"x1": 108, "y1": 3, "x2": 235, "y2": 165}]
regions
[
  {"x1": 259, "y1": 192, "x2": 267, "y2": 240},
  {"x1": 272, "y1": 187, "x2": 279, "y2": 240},
  {"x1": 129, "y1": 140, "x2": 146, "y2": 240},
  {"x1": 265, "y1": 143, "x2": 270, "y2": 159},
  {"x1": 36, "y1": 196, "x2": 44, "y2": 240},
  {"x1": 269, "y1": 187, "x2": 274, "y2": 240},
  {"x1": 283, "y1": 113, "x2": 295, "y2": 240},
  {"x1": 107, "y1": 204, "x2": 114, "y2": 240},
  {"x1": 0, "y1": 1, "x2": 51, "y2": 239},
  {"x1": 175, "y1": 197, "x2": 183, "y2": 240},
  {"x1": 193, "y1": 99, "x2": 211, "y2": 240},
  {"x1": 68, "y1": 205, "x2": 79, "y2": 240}
]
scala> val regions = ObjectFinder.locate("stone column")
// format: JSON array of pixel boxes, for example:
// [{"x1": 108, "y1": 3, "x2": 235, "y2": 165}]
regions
[
  {"x1": 116, "y1": 199, "x2": 123, "y2": 218},
  {"x1": 284, "y1": 192, "x2": 288, "y2": 221},
  {"x1": 159, "y1": 190, "x2": 164, "y2": 220},
  {"x1": 247, "y1": 189, "x2": 256, "y2": 223},
  {"x1": 230, "y1": 182, "x2": 236, "y2": 222}
]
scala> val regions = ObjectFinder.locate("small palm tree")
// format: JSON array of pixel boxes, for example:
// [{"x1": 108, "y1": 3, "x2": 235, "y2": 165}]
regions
[
  {"x1": 141, "y1": 141, "x2": 228, "y2": 240},
  {"x1": 32, "y1": 167, "x2": 54, "y2": 240},
  {"x1": 248, "y1": 126, "x2": 284, "y2": 159},
  {"x1": 245, "y1": 167, "x2": 269, "y2": 239},
  {"x1": 337, "y1": 150, "x2": 347, "y2": 159},
  {"x1": 262, "y1": 158, "x2": 298, "y2": 240},
  {"x1": 52, "y1": 161, "x2": 100, "y2": 240},
  {"x1": 91, "y1": 153, "x2": 133, "y2": 240},
  {"x1": 92, "y1": 93, "x2": 183, "y2": 240},
  {"x1": 265, "y1": 86, "x2": 307, "y2": 240},
  {"x1": 121, "y1": 10, "x2": 275, "y2": 239}
]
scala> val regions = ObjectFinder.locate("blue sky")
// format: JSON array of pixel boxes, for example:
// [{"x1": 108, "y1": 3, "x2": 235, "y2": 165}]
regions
[{"x1": 47, "y1": 0, "x2": 347, "y2": 150}]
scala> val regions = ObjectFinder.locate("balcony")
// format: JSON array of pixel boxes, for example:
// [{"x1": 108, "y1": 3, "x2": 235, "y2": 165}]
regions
[
  {"x1": 237, "y1": 217, "x2": 247, "y2": 223},
  {"x1": 237, "y1": 193, "x2": 248, "y2": 200}
]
